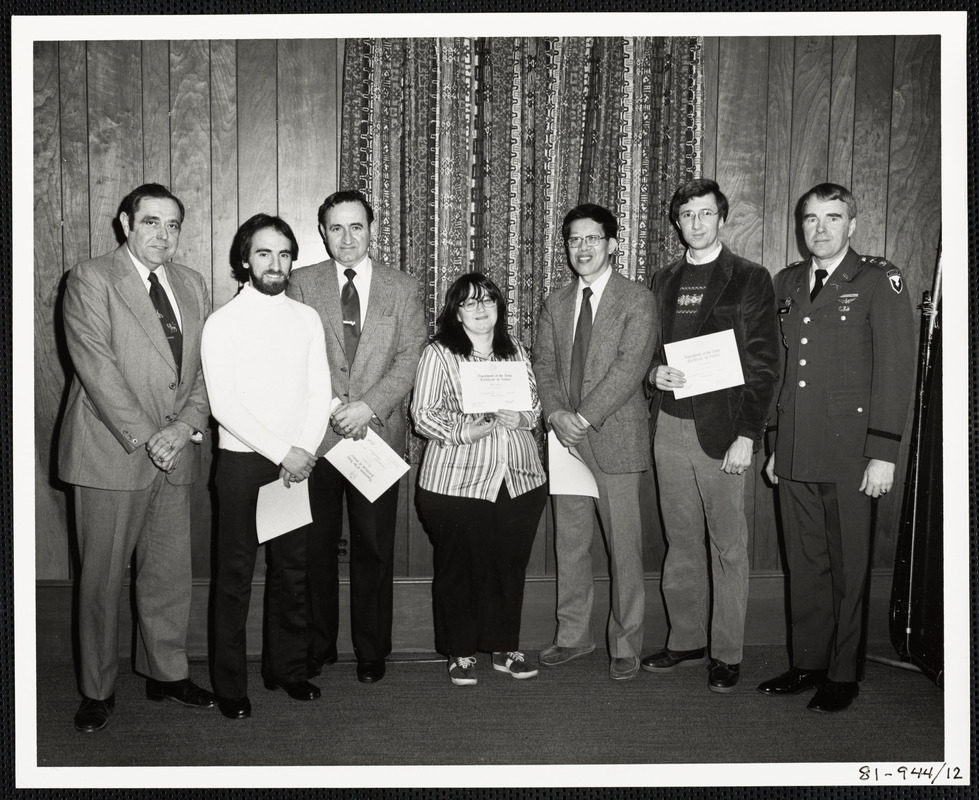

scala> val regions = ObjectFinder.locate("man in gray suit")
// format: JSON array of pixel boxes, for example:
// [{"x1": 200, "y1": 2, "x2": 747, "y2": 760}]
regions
[
  {"x1": 533, "y1": 203, "x2": 658, "y2": 681},
  {"x1": 286, "y1": 190, "x2": 427, "y2": 684},
  {"x1": 58, "y1": 183, "x2": 216, "y2": 733}
]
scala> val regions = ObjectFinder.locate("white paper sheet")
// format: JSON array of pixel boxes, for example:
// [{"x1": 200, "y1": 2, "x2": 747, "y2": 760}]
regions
[
  {"x1": 663, "y1": 328, "x2": 745, "y2": 399},
  {"x1": 546, "y1": 430, "x2": 599, "y2": 498},
  {"x1": 458, "y1": 360, "x2": 533, "y2": 413},
  {"x1": 324, "y1": 428, "x2": 411, "y2": 503},
  {"x1": 255, "y1": 477, "x2": 312, "y2": 543}
]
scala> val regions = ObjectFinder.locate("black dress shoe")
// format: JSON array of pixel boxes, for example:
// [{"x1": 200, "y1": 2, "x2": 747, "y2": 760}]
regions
[
  {"x1": 146, "y1": 677, "x2": 216, "y2": 708},
  {"x1": 217, "y1": 696, "x2": 251, "y2": 720},
  {"x1": 357, "y1": 659, "x2": 386, "y2": 683},
  {"x1": 307, "y1": 651, "x2": 338, "y2": 678},
  {"x1": 263, "y1": 677, "x2": 321, "y2": 700},
  {"x1": 756, "y1": 667, "x2": 827, "y2": 696},
  {"x1": 74, "y1": 694, "x2": 115, "y2": 733},
  {"x1": 640, "y1": 647, "x2": 707, "y2": 672},
  {"x1": 807, "y1": 680, "x2": 859, "y2": 713},
  {"x1": 707, "y1": 659, "x2": 740, "y2": 693}
]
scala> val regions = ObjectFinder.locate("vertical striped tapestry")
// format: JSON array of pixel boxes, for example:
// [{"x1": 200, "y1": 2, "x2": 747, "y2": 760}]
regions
[{"x1": 340, "y1": 37, "x2": 702, "y2": 456}]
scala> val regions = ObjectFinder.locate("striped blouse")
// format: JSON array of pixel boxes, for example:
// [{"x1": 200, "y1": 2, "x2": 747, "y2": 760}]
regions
[{"x1": 411, "y1": 341, "x2": 546, "y2": 500}]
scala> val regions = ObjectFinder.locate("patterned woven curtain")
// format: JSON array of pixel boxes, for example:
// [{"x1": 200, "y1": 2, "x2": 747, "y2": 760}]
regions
[{"x1": 340, "y1": 36, "x2": 702, "y2": 456}]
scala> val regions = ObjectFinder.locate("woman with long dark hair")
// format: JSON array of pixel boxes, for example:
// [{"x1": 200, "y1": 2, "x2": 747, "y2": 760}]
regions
[{"x1": 411, "y1": 273, "x2": 546, "y2": 686}]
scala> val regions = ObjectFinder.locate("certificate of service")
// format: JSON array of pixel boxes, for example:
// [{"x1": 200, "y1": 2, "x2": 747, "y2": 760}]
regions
[
  {"x1": 458, "y1": 361, "x2": 533, "y2": 414},
  {"x1": 256, "y1": 478, "x2": 312, "y2": 543},
  {"x1": 664, "y1": 328, "x2": 745, "y2": 399},
  {"x1": 325, "y1": 428, "x2": 411, "y2": 503}
]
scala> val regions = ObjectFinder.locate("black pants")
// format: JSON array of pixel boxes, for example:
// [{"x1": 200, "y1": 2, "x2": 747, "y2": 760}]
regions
[
  {"x1": 213, "y1": 452, "x2": 310, "y2": 699},
  {"x1": 307, "y1": 459, "x2": 398, "y2": 665},
  {"x1": 417, "y1": 483, "x2": 546, "y2": 657},
  {"x1": 778, "y1": 460, "x2": 874, "y2": 683}
]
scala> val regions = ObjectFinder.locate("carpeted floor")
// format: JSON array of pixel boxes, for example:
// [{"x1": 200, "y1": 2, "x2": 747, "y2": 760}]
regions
[{"x1": 34, "y1": 645, "x2": 943, "y2": 767}]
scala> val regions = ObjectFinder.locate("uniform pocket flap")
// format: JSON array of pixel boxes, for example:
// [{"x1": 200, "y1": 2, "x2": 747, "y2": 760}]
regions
[{"x1": 827, "y1": 390, "x2": 868, "y2": 416}]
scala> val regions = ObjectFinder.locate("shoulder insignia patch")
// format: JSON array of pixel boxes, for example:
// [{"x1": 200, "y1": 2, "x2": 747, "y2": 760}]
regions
[
  {"x1": 788, "y1": 260, "x2": 805, "y2": 270},
  {"x1": 887, "y1": 270, "x2": 904, "y2": 294}
]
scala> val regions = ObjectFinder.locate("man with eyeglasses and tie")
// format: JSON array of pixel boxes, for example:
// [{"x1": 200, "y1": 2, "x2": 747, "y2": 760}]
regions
[
  {"x1": 758, "y1": 183, "x2": 914, "y2": 712},
  {"x1": 641, "y1": 179, "x2": 779, "y2": 693},
  {"x1": 59, "y1": 183, "x2": 216, "y2": 732},
  {"x1": 533, "y1": 203, "x2": 657, "y2": 681},
  {"x1": 286, "y1": 190, "x2": 427, "y2": 684}
]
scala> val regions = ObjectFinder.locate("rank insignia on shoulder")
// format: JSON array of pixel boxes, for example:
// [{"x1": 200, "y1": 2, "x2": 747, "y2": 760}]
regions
[{"x1": 887, "y1": 269, "x2": 904, "y2": 294}]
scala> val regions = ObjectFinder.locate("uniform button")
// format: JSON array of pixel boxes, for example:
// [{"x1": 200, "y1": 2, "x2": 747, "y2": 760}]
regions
[
  {"x1": 799, "y1": 380, "x2": 806, "y2": 388},
  {"x1": 803, "y1": 316, "x2": 810, "y2": 324},
  {"x1": 799, "y1": 359, "x2": 806, "y2": 366},
  {"x1": 841, "y1": 315, "x2": 847, "y2": 321},
  {"x1": 340, "y1": 366, "x2": 348, "y2": 373},
  {"x1": 131, "y1": 438, "x2": 138, "y2": 444},
  {"x1": 857, "y1": 407, "x2": 863, "y2": 413},
  {"x1": 165, "y1": 415, "x2": 173, "y2": 422},
  {"x1": 801, "y1": 337, "x2": 808, "y2": 345},
  {"x1": 169, "y1": 382, "x2": 176, "y2": 390}
]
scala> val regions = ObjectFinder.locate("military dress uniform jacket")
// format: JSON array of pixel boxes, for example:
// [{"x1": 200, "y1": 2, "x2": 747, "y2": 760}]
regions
[{"x1": 769, "y1": 247, "x2": 915, "y2": 483}]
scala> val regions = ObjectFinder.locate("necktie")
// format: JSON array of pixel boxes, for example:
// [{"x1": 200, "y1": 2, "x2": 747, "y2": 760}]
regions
[
  {"x1": 569, "y1": 287, "x2": 593, "y2": 409},
  {"x1": 147, "y1": 271, "x2": 182, "y2": 379},
  {"x1": 341, "y1": 268, "x2": 361, "y2": 365},
  {"x1": 810, "y1": 268, "x2": 828, "y2": 302}
]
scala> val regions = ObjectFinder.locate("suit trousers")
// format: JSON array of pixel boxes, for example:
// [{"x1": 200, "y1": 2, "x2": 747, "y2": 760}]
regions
[
  {"x1": 307, "y1": 458, "x2": 398, "y2": 664},
  {"x1": 778, "y1": 464, "x2": 873, "y2": 683},
  {"x1": 74, "y1": 474, "x2": 192, "y2": 700},
  {"x1": 213, "y1": 452, "x2": 310, "y2": 699},
  {"x1": 417, "y1": 483, "x2": 546, "y2": 657},
  {"x1": 551, "y1": 435, "x2": 646, "y2": 658},
  {"x1": 654, "y1": 412, "x2": 750, "y2": 664}
]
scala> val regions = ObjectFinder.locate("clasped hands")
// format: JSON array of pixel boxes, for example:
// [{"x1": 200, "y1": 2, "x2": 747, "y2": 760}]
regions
[
  {"x1": 462, "y1": 409, "x2": 524, "y2": 441},
  {"x1": 331, "y1": 400, "x2": 374, "y2": 441},
  {"x1": 146, "y1": 421, "x2": 194, "y2": 473},
  {"x1": 279, "y1": 446, "x2": 316, "y2": 487}
]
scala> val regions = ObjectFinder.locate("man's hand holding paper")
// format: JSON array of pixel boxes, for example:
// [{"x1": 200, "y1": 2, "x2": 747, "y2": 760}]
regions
[{"x1": 661, "y1": 328, "x2": 745, "y2": 399}]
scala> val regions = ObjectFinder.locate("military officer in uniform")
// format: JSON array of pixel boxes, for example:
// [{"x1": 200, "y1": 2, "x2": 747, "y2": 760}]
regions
[{"x1": 758, "y1": 182, "x2": 915, "y2": 713}]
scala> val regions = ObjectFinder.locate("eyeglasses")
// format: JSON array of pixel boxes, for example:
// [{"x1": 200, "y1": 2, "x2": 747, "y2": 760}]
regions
[
  {"x1": 678, "y1": 209, "x2": 718, "y2": 223},
  {"x1": 566, "y1": 235, "x2": 607, "y2": 249},
  {"x1": 460, "y1": 297, "x2": 497, "y2": 312}
]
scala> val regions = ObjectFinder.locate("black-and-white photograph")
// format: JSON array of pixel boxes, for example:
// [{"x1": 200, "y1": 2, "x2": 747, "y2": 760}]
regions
[{"x1": 13, "y1": 10, "x2": 969, "y2": 790}]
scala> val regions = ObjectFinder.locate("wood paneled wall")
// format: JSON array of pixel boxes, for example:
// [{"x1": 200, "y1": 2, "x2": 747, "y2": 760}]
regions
[
  {"x1": 34, "y1": 36, "x2": 940, "y2": 582},
  {"x1": 701, "y1": 36, "x2": 941, "y2": 569}
]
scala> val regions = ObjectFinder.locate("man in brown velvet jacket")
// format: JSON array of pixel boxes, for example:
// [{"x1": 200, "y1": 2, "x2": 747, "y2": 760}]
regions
[{"x1": 641, "y1": 179, "x2": 780, "y2": 693}]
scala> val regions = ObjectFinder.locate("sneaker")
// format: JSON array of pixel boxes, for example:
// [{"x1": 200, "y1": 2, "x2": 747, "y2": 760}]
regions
[
  {"x1": 492, "y1": 651, "x2": 539, "y2": 679},
  {"x1": 448, "y1": 656, "x2": 477, "y2": 686}
]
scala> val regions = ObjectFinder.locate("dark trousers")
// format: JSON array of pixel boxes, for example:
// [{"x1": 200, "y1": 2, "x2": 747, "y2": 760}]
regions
[
  {"x1": 307, "y1": 458, "x2": 398, "y2": 664},
  {"x1": 417, "y1": 483, "x2": 546, "y2": 657},
  {"x1": 213, "y1": 451, "x2": 310, "y2": 699},
  {"x1": 778, "y1": 463, "x2": 873, "y2": 683}
]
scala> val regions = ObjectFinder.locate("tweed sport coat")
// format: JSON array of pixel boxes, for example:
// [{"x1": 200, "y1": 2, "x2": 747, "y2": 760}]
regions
[
  {"x1": 58, "y1": 245, "x2": 210, "y2": 490},
  {"x1": 286, "y1": 259, "x2": 428, "y2": 456},
  {"x1": 649, "y1": 245, "x2": 780, "y2": 460},
  {"x1": 534, "y1": 268, "x2": 658, "y2": 474}
]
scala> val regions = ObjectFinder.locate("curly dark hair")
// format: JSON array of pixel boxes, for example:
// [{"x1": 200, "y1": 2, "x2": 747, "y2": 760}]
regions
[{"x1": 434, "y1": 272, "x2": 517, "y2": 360}]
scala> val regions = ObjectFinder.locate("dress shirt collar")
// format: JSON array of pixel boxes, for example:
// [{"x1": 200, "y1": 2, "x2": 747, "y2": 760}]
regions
[
  {"x1": 577, "y1": 263, "x2": 613, "y2": 307},
  {"x1": 811, "y1": 247, "x2": 849, "y2": 281},
  {"x1": 127, "y1": 246, "x2": 171, "y2": 291}
]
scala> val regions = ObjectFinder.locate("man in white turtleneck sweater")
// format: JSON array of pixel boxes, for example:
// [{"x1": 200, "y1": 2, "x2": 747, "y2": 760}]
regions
[{"x1": 201, "y1": 214, "x2": 332, "y2": 720}]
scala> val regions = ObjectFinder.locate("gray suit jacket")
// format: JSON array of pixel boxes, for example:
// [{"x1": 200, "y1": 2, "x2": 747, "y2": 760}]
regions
[
  {"x1": 286, "y1": 259, "x2": 427, "y2": 456},
  {"x1": 534, "y1": 268, "x2": 658, "y2": 474},
  {"x1": 58, "y1": 245, "x2": 210, "y2": 490}
]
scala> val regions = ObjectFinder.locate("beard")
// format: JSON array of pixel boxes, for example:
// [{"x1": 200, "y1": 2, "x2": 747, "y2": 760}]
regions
[{"x1": 253, "y1": 271, "x2": 288, "y2": 296}]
